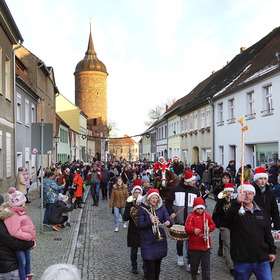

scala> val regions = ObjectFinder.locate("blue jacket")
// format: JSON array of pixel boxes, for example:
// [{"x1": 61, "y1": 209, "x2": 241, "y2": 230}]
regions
[{"x1": 137, "y1": 195, "x2": 173, "y2": 261}]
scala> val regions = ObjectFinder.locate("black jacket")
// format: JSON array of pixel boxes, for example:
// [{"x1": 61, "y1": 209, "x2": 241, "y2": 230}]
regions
[
  {"x1": 101, "y1": 169, "x2": 110, "y2": 184},
  {"x1": 0, "y1": 220, "x2": 34, "y2": 273},
  {"x1": 165, "y1": 179, "x2": 200, "y2": 224},
  {"x1": 227, "y1": 200, "x2": 276, "y2": 263},
  {"x1": 253, "y1": 182, "x2": 280, "y2": 230},
  {"x1": 48, "y1": 200, "x2": 74, "y2": 224},
  {"x1": 123, "y1": 201, "x2": 140, "y2": 247},
  {"x1": 213, "y1": 197, "x2": 231, "y2": 228},
  {"x1": 172, "y1": 163, "x2": 184, "y2": 176}
]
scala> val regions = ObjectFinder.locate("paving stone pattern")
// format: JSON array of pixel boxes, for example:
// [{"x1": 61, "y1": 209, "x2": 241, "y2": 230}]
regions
[{"x1": 73, "y1": 193, "x2": 280, "y2": 280}]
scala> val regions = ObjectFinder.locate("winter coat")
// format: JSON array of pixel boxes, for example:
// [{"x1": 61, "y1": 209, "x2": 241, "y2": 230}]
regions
[
  {"x1": 110, "y1": 184, "x2": 129, "y2": 208},
  {"x1": 101, "y1": 169, "x2": 110, "y2": 184},
  {"x1": 73, "y1": 173, "x2": 84, "y2": 198},
  {"x1": 165, "y1": 179, "x2": 200, "y2": 224},
  {"x1": 212, "y1": 198, "x2": 231, "y2": 228},
  {"x1": 0, "y1": 205, "x2": 35, "y2": 242},
  {"x1": 202, "y1": 170, "x2": 211, "y2": 183},
  {"x1": 16, "y1": 173, "x2": 26, "y2": 195},
  {"x1": 226, "y1": 200, "x2": 276, "y2": 263},
  {"x1": 48, "y1": 200, "x2": 74, "y2": 224},
  {"x1": 133, "y1": 178, "x2": 142, "y2": 186},
  {"x1": 185, "y1": 210, "x2": 215, "y2": 251},
  {"x1": 88, "y1": 170, "x2": 102, "y2": 184},
  {"x1": 43, "y1": 177, "x2": 64, "y2": 204},
  {"x1": 137, "y1": 195, "x2": 173, "y2": 261},
  {"x1": 153, "y1": 161, "x2": 164, "y2": 173},
  {"x1": 0, "y1": 219, "x2": 34, "y2": 273},
  {"x1": 253, "y1": 182, "x2": 280, "y2": 230},
  {"x1": 121, "y1": 170, "x2": 133, "y2": 184},
  {"x1": 123, "y1": 201, "x2": 140, "y2": 247}
]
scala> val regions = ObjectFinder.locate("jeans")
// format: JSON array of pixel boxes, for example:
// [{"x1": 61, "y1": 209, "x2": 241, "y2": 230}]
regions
[
  {"x1": 131, "y1": 247, "x2": 147, "y2": 272},
  {"x1": 114, "y1": 207, "x2": 125, "y2": 228},
  {"x1": 15, "y1": 250, "x2": 31, "y2": 280},
  {"x1": 43, "y1": 203, "x2": 53, "y2": 224},
  {"x1": 100, "y1": 182, "x2": 108, "y2": 198},
  {"x1": 177, "y1": 240, "x2": 191, "y2": 265},
  {"x1": 203, "y1": 182, "x2": 211, "y2": 191},
  {"x1": 91, "y1": 183, "x2": 100, "y2": 203},
  {"x1": 233, "y1": 261, "x2": 272, "y2": 280}
]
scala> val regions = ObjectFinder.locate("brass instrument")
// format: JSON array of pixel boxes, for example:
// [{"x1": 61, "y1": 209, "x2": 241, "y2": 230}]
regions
[
  {"x1": 127, "y1": 195, "x2": 139, "y2": 226},
  {"x1": 204, "y1": 213, "x2": 211, "y2": 250},
  {"x1": 141, "y1": 206, "x2": 164, "y2": 241},
  {"x1": 218, "y1": 191, "x2": 231, "y2": 213}
]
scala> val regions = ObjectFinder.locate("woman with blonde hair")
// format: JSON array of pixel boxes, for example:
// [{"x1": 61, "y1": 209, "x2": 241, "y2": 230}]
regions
[{"x1": 110, "y1": 177, "x2": 129, "y2": 232}]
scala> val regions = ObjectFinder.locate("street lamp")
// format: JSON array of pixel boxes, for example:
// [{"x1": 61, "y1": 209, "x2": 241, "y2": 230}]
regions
[{"x1": 53, "y1": 133, "x2": 60, "y2": 163}]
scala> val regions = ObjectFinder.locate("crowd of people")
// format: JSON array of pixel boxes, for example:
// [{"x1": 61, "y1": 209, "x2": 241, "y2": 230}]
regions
[{"x1": 1, "y1": 155, "x2": 280, "y2": 279}]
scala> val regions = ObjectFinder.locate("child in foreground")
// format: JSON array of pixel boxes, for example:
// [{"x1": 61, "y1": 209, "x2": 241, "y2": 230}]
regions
[{"x1": 185, "y1": 197, "x2": 215, "y2": 280}]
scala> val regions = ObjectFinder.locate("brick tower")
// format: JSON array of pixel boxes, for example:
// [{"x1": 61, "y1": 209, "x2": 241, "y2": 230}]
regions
[{"x1": 74, "y1": 27, "x2": 108, "y2": 160}]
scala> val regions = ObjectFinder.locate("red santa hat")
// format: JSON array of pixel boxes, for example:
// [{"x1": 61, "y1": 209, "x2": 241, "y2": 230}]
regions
[
  {"x1": 238, "y1": 182, "x2": 256, "y2": 195},
  {"x1": 193, "y1": 197, "x2": 205, "y2": 211},
  {"x1": 173, "y1": 156, "x2": 179, "y2": 161},
  {"x1": 158, "y1": 156, "x2": 165, "y2": 162},
  {"x1": 184, "y1": 170, "x2": 196, "y2": 182},
  {"x1": 131, "y1": 185, "x2": 143, "y2": 195},
  {"x1": 254, "y1": 167, "x2": 268, "y2": 181},
  {"x1": 224, "y1": 183, "x2": 234, "y2": 192},
  {"x1": 147, "y1": 188, "x2": 160, "y2": 200}
]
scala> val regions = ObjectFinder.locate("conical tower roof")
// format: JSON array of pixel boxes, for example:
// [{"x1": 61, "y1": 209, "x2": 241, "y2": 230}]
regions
[{"x1": 75, "y1": 27, "x2": 107, "y2": 74}]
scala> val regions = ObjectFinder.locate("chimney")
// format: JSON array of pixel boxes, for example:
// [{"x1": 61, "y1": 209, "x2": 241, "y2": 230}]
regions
[
  {"x1": 240, "y1": 47, "x2": 246, "y2": 54},
  {"x1": 166, "y1": 105, "x2": 168, "y2": 111}
]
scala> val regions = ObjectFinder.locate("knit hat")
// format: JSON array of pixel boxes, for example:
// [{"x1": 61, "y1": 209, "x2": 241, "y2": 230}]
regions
[
  {"x1": 184, "y1": 170, "x2": 196, "y2": 182},
  {"x1": 238, "y1": 182, "x2": 256, "y2": 195},
  {"x1": 131, "y1": 185, "x2": 143, "y2": 195},
  {"x1": 254, "y1": 167, "x2": 268, "y2": 181},
  {"x1": 193, "y1": 197, "x2": 205, "y2": 211},
  {"x1": 147, "y1": 188, "x2": 160, "y2": 200},
  {"x1": 224, "y1": 183, "x2": 234, "y2": 192},
  {"x1": 173, "y1": 156, "x2": 179, "y2": 161},
  {"x1": 8, "y1": 187, "x2": 26, "y2": 207}
]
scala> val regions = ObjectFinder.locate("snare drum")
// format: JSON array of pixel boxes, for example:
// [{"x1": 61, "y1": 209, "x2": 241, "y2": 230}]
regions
[{"x1": 168, "y1": 225, "x2": 189, "y2": 241}]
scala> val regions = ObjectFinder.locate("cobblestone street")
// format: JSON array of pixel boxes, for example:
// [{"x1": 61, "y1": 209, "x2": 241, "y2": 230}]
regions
[{"x1": 73, "y1": 192, "x2": 280, "y2": 280}]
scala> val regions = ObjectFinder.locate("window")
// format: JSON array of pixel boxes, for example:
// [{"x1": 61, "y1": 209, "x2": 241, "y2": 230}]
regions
[
  {"x1": 6, "y1": 132, "x2": 11, "y2": 178},
  {"x1": 189, "y1": 114, "x2": 193, "y2": 131},
  {"x1": 246, "y1": 91, "x2": 255, "y2": 118},
  {"x1": 25, "y1": 147, "x2": 30, "y2": 163},
  {"x1": 206, "y1": 106, "x2": 211, "y2": 127},
  {"x1": 31, "y1": 104, "x2": 35, "y2": 123},
  {"x1": 184, "y1": 116, "x2": 188, "y2": 132},
  {"x1": 0, "y1": 130, "x2": 2, "y2": 179},
  {"x1": 93, "y1": 118, "x2": 97, "y2": 126},
  {"x1": 217, "y1": 103, "x2": 224, "y2": 125},
  {"x1": 0, "y1": 47, "x2": 2, "y2": 95},
  {"x1": 194, "y1": 111, "x2": 198, "y2": 130},
  {"x1": 228, "y1": 99, "x2": 235, "y2": 123},
  {"x1": 181, "y1": 117, "x2": 185, "y2": 134},
  {"x1": 17, "y1": 93, "x2": 22, "y2": 123},
  {"x1": 200, "y1": 109, "x2": 205, "y2": 129},
  {"x1": 262, "y1": 85, "x2": 273, "y2": 115},
  {"x1": 25, "y1": 99, "x2": 30, "y2": 126},
  {"x1": 219, "y1": 146, "x2": 224, "y2": 166},
  {"x1": 5, "y1": 56, "x2": 10, "y2": 100}
]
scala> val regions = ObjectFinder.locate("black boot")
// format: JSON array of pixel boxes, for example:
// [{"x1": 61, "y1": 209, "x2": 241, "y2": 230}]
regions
[
  {"x1": 218, "y1": 245, "x2": 223, "y2": 256},
  {"x1": 191, "y1": 275, "x2": 197, "y2": 280}
]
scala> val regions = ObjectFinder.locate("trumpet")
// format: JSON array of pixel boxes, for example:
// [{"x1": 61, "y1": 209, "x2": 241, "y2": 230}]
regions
[
  {"x1": 218, "y1": 190, "x2": 231, "y2": 212},
  {"x1": 204, "y1": 213, "x2": 211, "y2": 250}
]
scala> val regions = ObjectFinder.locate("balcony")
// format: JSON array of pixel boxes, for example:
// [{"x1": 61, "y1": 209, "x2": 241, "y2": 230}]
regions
[
  {"x1": 245, "y1": 112, "x2": 256, "y2": 120},
  {"x1": 227, "y1": 118, "x2": 236, "y2": 124},
  {"x1": 261, "y1": 108, "x2": 274, "y2": 116},
  {"x1": 216, "y1": 121, "x2": 224, "y2": 126}
]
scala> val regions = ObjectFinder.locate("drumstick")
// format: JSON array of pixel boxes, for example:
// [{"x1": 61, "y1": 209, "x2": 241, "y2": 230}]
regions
[{"x1": 173, "y1": 207, "x2": 185, "y2": 218}]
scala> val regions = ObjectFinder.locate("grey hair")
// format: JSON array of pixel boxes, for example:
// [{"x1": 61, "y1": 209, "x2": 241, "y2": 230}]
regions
[{"x1": 40, "y1": 263, "x2": 81, "y2": 280}]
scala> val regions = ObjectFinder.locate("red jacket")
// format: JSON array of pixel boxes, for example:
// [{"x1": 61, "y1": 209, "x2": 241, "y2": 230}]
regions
[
  {"x1": 133, "y1": 178, "x2": 142, "y2": 186},
  {"x1": 153, "y1": 161, "x2": 164, "y2": 173},
  {"x1": 185, "y1": 211, "x2": 215, "y2": 251},
  {"x1": 73, "y1": 173, "x2": 84, "y2": 198}
]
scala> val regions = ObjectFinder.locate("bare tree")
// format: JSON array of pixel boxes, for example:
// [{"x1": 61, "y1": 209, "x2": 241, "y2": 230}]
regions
[
  {"x1": 107, "y1": 119, "x2": 119, "y2": 137},
  {"x1": 144, "y1": 98, "x2": 176, "y2": 127}
]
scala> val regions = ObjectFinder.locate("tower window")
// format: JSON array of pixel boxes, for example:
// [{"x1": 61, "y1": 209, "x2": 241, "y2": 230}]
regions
[{"x1": 93, "y1": 118, "x2": 97, "y2": 126}]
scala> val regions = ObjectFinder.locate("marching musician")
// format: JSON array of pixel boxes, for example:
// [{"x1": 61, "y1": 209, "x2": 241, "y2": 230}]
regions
[
  {"x1": 171, "y1": 156, "x2": 184, "y2": 177},
  {"x1": 226, "y1": 182, "x2": 276, "y2": 280},
  {"x1": 165, "y1": 170, "x2": 200, "y2": 270},
  {"x1": 213, "y1": 183, "x2": 234, "y2": 276},
  {"x1": 137, "y1": 189, "x2": 172, "y2": 280},
  {"x1": 123, "y1": 186, "x2": 147, "y2": 276},
  {"x1": 185, "y1": 197, "x2": 215, "y2": 280}
]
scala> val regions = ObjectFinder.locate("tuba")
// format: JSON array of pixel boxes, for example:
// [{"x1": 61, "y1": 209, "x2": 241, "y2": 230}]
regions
[
  {"x1": 218, "y1": 190, "x2": 231, "y2": 213},
  {"x1": 127, "y1": 195, "x2": 139, "y2": 226}
]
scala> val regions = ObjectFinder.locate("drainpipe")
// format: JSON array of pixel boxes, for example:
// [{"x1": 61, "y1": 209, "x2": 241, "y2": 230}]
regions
[
  {"x1": 207, "y1": 97, "x2": 215, "y2": 162},
  {"x1": 13, "y1": 42, "x2": 23, "y2": 177}
]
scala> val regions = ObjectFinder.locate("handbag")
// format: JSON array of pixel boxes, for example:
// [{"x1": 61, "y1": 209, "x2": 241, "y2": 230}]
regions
[{"x1": 69, "y1": 183, "x2": 77, "y2": 191}]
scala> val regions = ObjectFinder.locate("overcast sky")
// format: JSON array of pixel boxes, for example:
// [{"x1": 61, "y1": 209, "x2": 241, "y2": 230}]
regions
[{"x1": 7, "y1": 0, "x2": 280, "y2": 139}]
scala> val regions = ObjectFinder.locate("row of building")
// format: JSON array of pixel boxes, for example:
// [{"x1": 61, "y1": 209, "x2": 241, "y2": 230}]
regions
[
  {"x1": 139, "y1": 27, "x2": 280, "y2": 170},
  {"x1": 0, "y1": 1, "x2": 110, "y2": 192}
]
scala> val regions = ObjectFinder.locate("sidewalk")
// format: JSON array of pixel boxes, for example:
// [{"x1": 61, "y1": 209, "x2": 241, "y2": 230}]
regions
[{"x1": 26, "y1": 186, "x2": 89, "y2": 279}]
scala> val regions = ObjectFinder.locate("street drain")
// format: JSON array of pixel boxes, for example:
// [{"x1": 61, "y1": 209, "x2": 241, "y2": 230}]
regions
[{"x1": 53, "y1": 238, "x2": 62, "y2": 241}]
